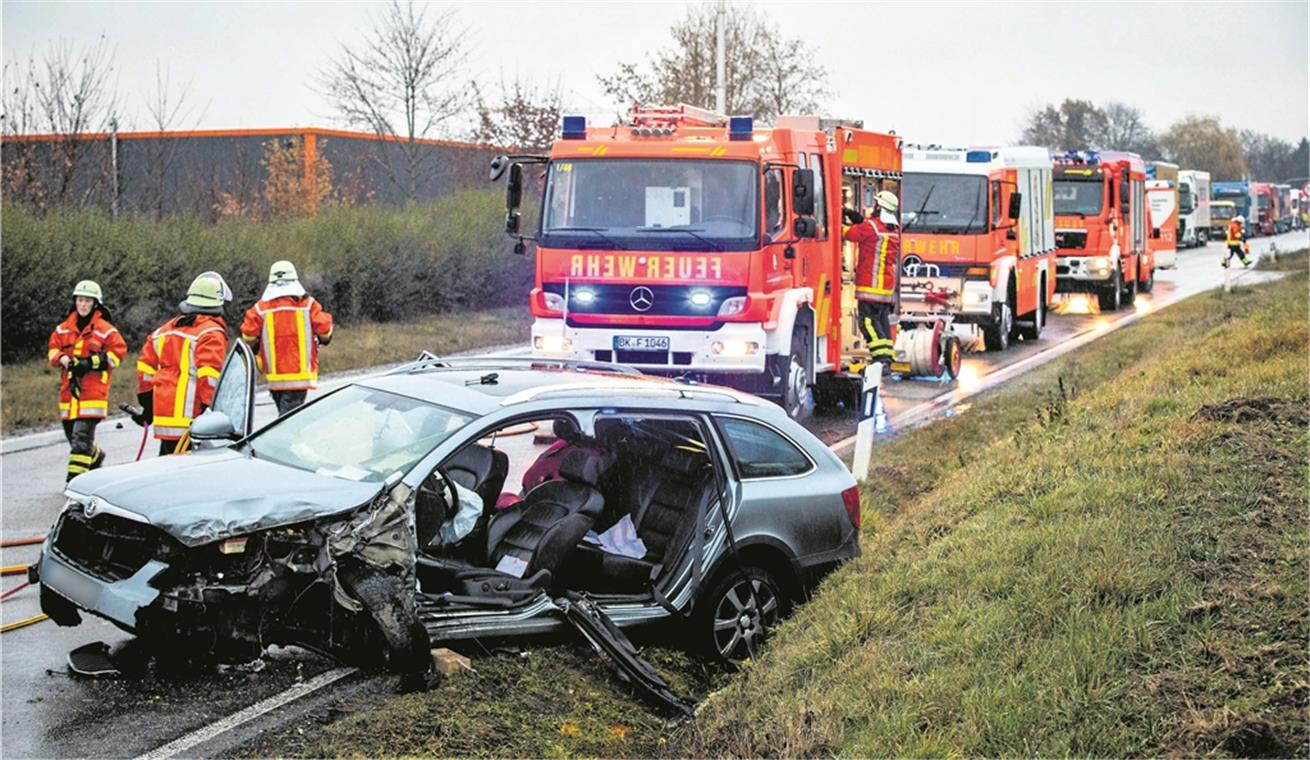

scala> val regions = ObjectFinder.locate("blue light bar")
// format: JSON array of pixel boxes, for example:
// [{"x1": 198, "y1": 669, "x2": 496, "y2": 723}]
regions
[
  {"x1": 561, "y1": 115, "x2": 587, "y2": 140},
  {"x1": 729, "y1": 116, "x2": 753, "y2": 141},
  {"x1": 966, "y1": 150, "x2": 994, "y2": 163}
]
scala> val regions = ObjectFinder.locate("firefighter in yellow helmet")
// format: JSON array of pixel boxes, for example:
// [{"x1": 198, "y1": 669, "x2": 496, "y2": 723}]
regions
[
  {"x1": 48, "y1": 280, "x2": 128, "y2": 480},
  {"x1": 1222, "y1": 215, "x2": 1251, "y2": 268}
]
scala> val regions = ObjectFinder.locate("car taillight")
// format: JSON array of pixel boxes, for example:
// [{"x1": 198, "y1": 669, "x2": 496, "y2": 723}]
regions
[{"x1": 841, "y1": 485, "x2": 861, "y2": 530}]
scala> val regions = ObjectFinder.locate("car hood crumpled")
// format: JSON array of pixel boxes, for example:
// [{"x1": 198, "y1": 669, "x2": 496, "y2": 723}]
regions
[{"x1": 66, "y1": 448, "x2": 384, "y2": 547}]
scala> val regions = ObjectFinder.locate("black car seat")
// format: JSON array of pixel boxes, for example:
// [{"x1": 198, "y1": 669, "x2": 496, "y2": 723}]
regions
[
  {"x1": 597, "y1": 446, "x2": 717, "y2": 588},
  {"x1": 483, "y1": 446, "x2": 606, "y2": 581},
  {"x1": 444, "y1": 443, "x2": 509, "y2": 513}
]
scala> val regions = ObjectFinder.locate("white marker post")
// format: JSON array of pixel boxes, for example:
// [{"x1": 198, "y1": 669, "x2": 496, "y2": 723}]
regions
[{"x1": 852, "y1": 363, "x2": 883, "y2": 482}]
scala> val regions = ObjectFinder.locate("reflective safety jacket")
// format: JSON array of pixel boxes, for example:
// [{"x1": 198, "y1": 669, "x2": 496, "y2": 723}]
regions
[
  {"x1": 240, "y1": 295, "x2": 333, "y2": 391},
  {"x1": 844, "y1": 215, "x2": 899, "y2": 304},
  {"x1": 47, "y1": 310, "x2": 128, "y2": 420},
  {"x1": 1225, "y1": 219, "x2": 1245, "y2": 245},
  {"x1": 137, "y1": 315, "x2": 228, "y2": 440}
]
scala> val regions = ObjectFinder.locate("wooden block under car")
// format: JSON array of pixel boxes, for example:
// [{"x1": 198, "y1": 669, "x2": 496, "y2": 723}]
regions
[{"x1": 430, "y1": 647, "x2": 473, "y2": 675}]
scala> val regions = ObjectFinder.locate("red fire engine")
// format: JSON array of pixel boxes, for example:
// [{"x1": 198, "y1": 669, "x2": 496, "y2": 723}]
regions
[{"x1": 491, "y1": 105, "x2": 904, "y2": 417}]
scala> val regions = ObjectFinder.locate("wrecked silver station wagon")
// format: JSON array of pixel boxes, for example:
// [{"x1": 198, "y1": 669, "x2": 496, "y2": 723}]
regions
[{"x1": 36, "y1": 348, "x2": 860, "y2": 706}]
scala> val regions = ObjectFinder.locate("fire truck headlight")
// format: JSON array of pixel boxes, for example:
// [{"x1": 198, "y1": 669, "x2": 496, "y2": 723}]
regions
[
  {"x1": 542, "y1": 292, "x2": 565, "y2": 314},
  {"x1": 534, "y1": 335, "x2": 572, "y2": 353},
  {"x1": 711, "y1": 340, "x2": 759, "y2": 357},
  {"x1": 717, "y1": 296, "x2": 747, "y2": 316},
  {"x1": 573, "y1": 289, "x2": 596, "y2": 305},
  {"x1": 688, "y1": 290, "x2": 713, "y2": 308},
  {"x1": 1089, "y1": 257, "x2": 1112, "y2": 276},
  {"x1": 961, "y1": 281, "x2": 992, "y2": 312}
]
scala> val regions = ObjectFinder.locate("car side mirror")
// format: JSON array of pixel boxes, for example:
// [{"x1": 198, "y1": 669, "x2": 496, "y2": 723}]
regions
[
  {"x1": 506, "y1": 163, "x2": 523, "y2": 211},
  {"x1": 792, "y1": 169, "x2": 816, "y2": 216},
  {"x1": 793, "y1": 217, "x2": 816, "y2": 239},
  {"x1": 489, "y1": 154, "x2": 509, "y2": 182},
  {"x1": 191, "y1": 410, "x2": 237, "y2": 441},
  {"x1": 1007, "y1": 192, "x2": 1022, "y2": 220},
  {"x1": 506, "y1": 211, "x2": 521, "y2": 236}
]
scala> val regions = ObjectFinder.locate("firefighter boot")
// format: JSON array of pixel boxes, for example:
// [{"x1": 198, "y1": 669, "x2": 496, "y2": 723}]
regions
[
  {"x1": 66, "y1": 451, "x2": 94, "y2": 482},
  {"x1": 89, "y1": 445, "x2": 106, "y2": 471},
  {"x1": 1241, "y1": 257, "x2": 1252, "y2": 267}
]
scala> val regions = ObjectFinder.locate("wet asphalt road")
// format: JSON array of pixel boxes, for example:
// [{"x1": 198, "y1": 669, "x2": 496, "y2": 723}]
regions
[{"x1": 1, "y1": 231, "x2": 1303, "y2": 758}]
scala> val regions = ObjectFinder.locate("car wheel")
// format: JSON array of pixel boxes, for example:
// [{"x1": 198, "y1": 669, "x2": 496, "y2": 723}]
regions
[
  {"x1": 700, "y1": 566, "x2": 786, "y2": 665},
  {"x1": 1098, "y1": 267, "x2": 1122, "y2": 312},
  {"x1": 339, "y1": 568, "x2": 429, "y2": 673},
  {"x1": 982, "y1": 298, "x2": 1011, "y2": 352}
]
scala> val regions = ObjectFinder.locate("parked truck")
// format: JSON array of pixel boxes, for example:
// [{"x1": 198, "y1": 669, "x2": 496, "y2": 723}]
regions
[
  {"x1": 1212, "y1": 181, "x2": 1256, "y2": 236},
  {"x1": 1274, "y1": 184, "x2": 1293, "y2": 233},
  {"x1": 1145, "y1": 161, "x2": 1179, "y2": 268},
  {"x1": 490, "y1": 105, "x2": 904, "y2": 418},
  {"x1": 1252, "y1": 182, "x2": 1277, "y2": 236},
  {"x1": 1210, "y1": 200, "x2": 1237, "y2": 239},
  {"x1": 1177, "y1": 170, "x2": 1211, "y2": 248},
  {"x1": 897, "y1": 144, "x2": 1056, "y2": 353},
  {"x1": 1051, "y1": 150, "x2": 1153, "y2": 311}
]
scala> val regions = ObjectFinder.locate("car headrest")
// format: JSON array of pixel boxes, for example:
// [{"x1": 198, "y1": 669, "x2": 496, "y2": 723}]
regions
[
  {"x1": 552, "y1": 417, "x2": 580, "y2": 442},
  {"x1": 446, "y1": 444, "x2": 492, "y2": 476},
  {"x1": 557, "y1": 447, "x2": 603, "y2": 486},
  {"x1": 662, "y1": 446, "x2": 709, "y2": 477}
]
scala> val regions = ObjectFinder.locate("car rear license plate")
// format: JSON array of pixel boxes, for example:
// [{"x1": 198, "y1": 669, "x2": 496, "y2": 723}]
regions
[{"x1": 614, "y1": 335, "x2": 670, "y2": 352}]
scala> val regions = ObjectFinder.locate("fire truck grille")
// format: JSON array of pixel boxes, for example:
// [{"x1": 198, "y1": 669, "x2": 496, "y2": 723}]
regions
[
  {"x1": 1055, "y1": 231, "x2": 1087, "y2": 249},
  {"x1": 54, "y1": 510, "x2": 169, "y2": 581},
  {"x1": 544, "y1": 284, "x2": 747, "y2": 317}
]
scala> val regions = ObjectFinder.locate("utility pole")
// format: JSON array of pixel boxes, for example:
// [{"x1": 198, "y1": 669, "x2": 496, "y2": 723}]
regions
[
  {"x1": 109, "y1": 115, "x2": 120, "y2": 219},
  {"x1": 715, "y1": 0, "x2": 726, "y2": 114}
]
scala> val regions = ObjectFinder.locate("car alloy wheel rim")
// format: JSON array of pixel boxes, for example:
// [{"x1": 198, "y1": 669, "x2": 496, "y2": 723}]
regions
[
  {"x1": 713, "y1": 578, "x2": 779, "y2": 661},
  {"x1": 787, "y1": 354, "x2": 806, "y2": 416}
]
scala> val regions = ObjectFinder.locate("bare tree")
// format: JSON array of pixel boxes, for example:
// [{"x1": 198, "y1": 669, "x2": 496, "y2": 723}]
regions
[
  {"x1": 471, "y1": 72, "x2": 563, "y2": 151},
  {"x1": 142, "y1": 61, "x2": 203, "y2": 217},
  {"x1": 1020, "y1": 99, "x2": 1107, "y2": 151},
  {"x1": 598, "y1": 3, "x2": 830, "y2": 123},
  {"x1": 318, "y1": 0, "x2": 470, "y2": 202},
  {"x1": 2, "y1": 37, "x2": 119, "y2": 211},
  {"x1": 1096, "y1": 102, "x2": 1158, "y2": 157}
]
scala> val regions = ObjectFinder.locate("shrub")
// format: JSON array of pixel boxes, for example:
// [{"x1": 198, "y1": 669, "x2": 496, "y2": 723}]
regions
[{"x1": 0, "y1": 191, "x2": 533, "y2": 360}]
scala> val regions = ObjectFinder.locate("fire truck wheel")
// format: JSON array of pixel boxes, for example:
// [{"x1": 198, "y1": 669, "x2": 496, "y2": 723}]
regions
[
  {"x1": 1139, "y1": 264, "x2": 1154, "y2": 294},
  {"x1": 1097, "y1": 268, "x2": 1123, "y2": 312},
  {"x1": 982, "y1": 300, "x2": 1012, "y2": 352},
  {"x1": 778, "y1": 327, "x2": 813, "y2": 422},
  {"x1": 1017, "y1": 287, "x2": 1045, "y2": 341},
  {"x1": 1121, "y1": 262, "x2": 1138, "y2": 303}
]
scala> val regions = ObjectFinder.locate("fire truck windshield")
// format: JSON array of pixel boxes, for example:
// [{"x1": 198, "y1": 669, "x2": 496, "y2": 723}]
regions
[
  {"x1": 902, "y1": 173, "x2": 987, "y2": 233},
  {"x1": 540, "y1": 159, "x2": 758, "y2": 251},
  {"x1": 1053, "y1": 178, "x2": 1105, "y2": 217}
]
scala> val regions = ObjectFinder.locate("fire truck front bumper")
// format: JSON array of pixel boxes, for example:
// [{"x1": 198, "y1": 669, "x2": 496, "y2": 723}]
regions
[
  {"x1": 531, "y1": 318, "x2": 768, "y2": 373},
  {"x1": 1055, "y1": 256, "x2": 1115, "y2": 292}
]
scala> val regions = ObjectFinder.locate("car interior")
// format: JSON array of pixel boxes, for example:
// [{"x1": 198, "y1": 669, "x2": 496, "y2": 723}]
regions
[{"x1": 413, "y1": 414, "x2": 720, "y2": 604}]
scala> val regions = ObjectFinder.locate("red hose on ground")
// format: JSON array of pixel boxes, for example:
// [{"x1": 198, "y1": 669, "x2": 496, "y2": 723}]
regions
[
  {"x1": 0, "y1": 536, "x2": 45, "y2": 548},
  {"x1": 135, "y1": 422, "x2": 150, "y2": 461},
  {"x1": 2, "y1": 581, "x2": 30, "y2": 601}
]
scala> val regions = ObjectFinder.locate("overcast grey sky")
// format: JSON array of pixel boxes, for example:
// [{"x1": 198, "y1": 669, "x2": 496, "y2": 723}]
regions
[{"x1": 4, "y1": 0, "x2": 1307, "y2": 146}]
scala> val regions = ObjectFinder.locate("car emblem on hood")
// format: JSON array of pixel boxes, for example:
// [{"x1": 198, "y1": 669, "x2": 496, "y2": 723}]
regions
[
  {"x1": 84, "y1": 498, "x2": 99, "y2": 517},
  {"x1": 629, "y1": 286, "x2": 654, "y2": 312}
]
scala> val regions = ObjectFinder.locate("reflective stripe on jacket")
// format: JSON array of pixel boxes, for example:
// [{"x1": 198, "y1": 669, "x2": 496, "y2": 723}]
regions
[
  {"x1": 47, "y1": 311, "x2": 128, "y2": 420},
  {"x1": 844, "y1": 216, "x2": 899, "y2": 304},
  {"x1": 137, "y1": 315, "x2": 228, "y2": 440},
  {"x1": 240, "y1": 296, "x2": 333, "y2": 391}
]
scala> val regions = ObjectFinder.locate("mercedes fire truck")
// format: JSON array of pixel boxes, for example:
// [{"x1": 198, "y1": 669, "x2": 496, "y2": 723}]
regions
[{"x1": 491, "y1": 105, "x2": 904, "y2": 417}]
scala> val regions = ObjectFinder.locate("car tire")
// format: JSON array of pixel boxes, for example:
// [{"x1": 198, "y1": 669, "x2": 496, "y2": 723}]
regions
[
  {"x1": 698, "y1": 565, "x2": 787, "y2": 665},
  {"x1": 982, "y1": 296, "x2": 1012, "y2": 352},
  {"x1": 340, "y1": 569, "x2": 429, "y2": 673},
  {"x1": 1098, "y1": 267, "x2": 1122, "y2": 312}
]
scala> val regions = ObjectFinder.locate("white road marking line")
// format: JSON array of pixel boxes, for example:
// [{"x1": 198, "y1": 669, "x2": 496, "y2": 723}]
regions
[{"x1": 133, "y1": 666, "x2": 357, "y2": 760}]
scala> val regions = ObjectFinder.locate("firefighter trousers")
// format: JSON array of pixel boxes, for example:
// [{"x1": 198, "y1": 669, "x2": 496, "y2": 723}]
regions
[
  {"x1": 62, "y1": 419, "x2": 103, "y2": 481},
  {"x1": 272, "y1": 389, "x2": 308, "y2": 416},
  {"x1": 1224, "y1": 244, "x2": 1250, "y2": 266},
  {"x1": 859, "y1": 301, "x2": 895, "y2": 363}
]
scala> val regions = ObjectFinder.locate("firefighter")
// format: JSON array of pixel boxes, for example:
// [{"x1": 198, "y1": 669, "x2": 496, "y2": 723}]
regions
[
  {"x1": 842, "y1": 190, "x2": 900, "y2": 363},
  {"x1": 137, "y1": 272, "x2": 231, "y2": 455},
  {"x1": 240, "y1": 260, "x2": 333, "y2": 415},
  {"x1": 1223, "y1": 215, "x2": 1252, "y2": 268},
  {"x1": 48, "y1": 280, "x2": 128, "y2": 481}
]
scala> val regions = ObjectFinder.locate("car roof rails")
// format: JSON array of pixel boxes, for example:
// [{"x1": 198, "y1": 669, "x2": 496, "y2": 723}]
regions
[{"x1": 388, "y1": 353, "x2": 644, "y2": 377}]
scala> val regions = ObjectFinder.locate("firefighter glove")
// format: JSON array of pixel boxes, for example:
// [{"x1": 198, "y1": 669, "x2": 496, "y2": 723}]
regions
[
  {"x1": 136, "y1": 391, "x2": 155, "y2": 425},
  {"x1": 68, "y1": 374, "x2": 82, "y2": 399},
  {"x1": 842, "y1": 207, "x2": 864, "y2": 225},
  {"x1": 119, "y1": 402, "x2": 150, "y2": 427}
]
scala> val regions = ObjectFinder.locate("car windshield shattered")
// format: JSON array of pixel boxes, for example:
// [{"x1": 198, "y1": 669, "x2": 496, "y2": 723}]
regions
[{"x1": 244, "y1": 386, "x2": 471, "y2": 482}]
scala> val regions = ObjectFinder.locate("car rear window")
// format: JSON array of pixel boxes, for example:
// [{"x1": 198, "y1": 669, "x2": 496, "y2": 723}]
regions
[{"x1": 715, "y1": 417, "x2": 812, "y2": 479}]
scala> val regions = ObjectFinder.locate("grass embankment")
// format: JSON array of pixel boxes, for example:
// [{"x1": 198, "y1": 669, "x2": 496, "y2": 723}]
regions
[
  {"x1": 684, "y1": 261, "x2": 1308, "y2": 756},
  {"x1": 0, "y1": 307, "x2": 529, "y2": 434},
  {"x1": 247, "y1": 262, "x2": 1307, "y2": 757}
]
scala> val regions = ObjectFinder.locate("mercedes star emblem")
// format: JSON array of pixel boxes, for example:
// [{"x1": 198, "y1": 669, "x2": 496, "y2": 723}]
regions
[{"x1": 629, "y1": 286, "x2": 655, "y2": 312}]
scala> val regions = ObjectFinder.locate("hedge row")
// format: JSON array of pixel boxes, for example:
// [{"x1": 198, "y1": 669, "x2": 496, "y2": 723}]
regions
[{"x1": 1, "y1": 190, "x2": 535, "y2": 361}]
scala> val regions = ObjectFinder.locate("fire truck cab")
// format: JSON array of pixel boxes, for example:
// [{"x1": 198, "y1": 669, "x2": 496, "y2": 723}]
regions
[
  {"x1": 898, "y1": 145, "x2": 1056, "y2": 354},
  {"x1": 1052, "y1": 150, "x2": 1153, "y2": 312},
  {"x1": 492, "y1": 106, "x2": 903, "y2": 418}
]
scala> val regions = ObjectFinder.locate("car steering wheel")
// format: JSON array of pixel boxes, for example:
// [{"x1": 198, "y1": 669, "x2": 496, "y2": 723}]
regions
[{"x1": 419, "y1": 469, "x2": 460, "y2": 519}]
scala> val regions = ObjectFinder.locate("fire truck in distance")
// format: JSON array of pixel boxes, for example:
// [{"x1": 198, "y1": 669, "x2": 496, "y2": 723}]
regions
[
  {"x1": 490, "y1": 105, "x2": 904, "y2": 418},
  {"x1": 1252, "y1": 182, "x2": 1277, "y2": 236},
  {"x1": 1051, "y1": 150, "x2": 1154, "y2": 312},
  {"x1": 1177, "y1": 170, "x2": 1211, "y2": 248},
  {"x1": 1145, "y1": 161, "x2": 1179, "y2": 268},
  {"x1": 897, "y1": 145, "x2": 1056, "y2": 356}
]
